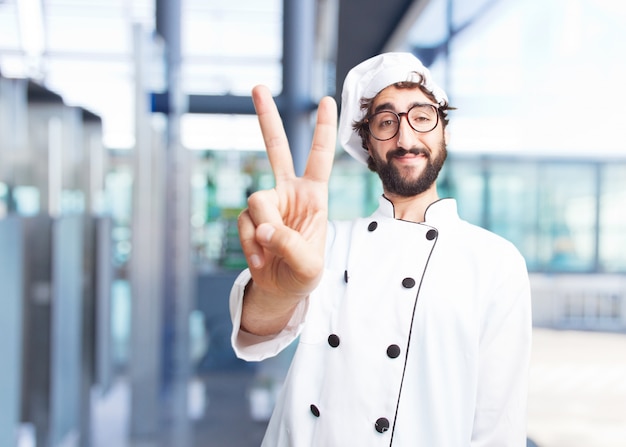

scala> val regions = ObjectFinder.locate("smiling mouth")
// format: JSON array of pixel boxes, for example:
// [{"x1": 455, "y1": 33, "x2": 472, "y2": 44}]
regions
[{"x1": 388, "y1": 148, "x2": 429, "y2": 161}]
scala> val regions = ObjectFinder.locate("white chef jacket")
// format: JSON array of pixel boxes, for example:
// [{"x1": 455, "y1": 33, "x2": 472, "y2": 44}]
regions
[{"x1": 230, "y1": 197, "x2": 532, "y2": 447}]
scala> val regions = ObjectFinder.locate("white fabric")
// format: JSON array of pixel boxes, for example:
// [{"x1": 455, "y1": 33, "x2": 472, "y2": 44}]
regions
[
  {"x1": 338, "y1": 52, "x2": 449, "y2": 165},
  {"x1": 230, "y1": 197, "x2": 532, "y2": 446}
]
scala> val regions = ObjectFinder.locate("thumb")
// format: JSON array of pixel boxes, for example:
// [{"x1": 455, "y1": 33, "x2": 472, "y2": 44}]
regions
[
  {"x1": 256, "y1": 222, "x2": 322, "y2": 280},
  {"x1": 257, "y1": 222, "x2": 301, "y2": 260},
  {"x1": 256, "y1": 222, "x2": 277, "y2": 246}
]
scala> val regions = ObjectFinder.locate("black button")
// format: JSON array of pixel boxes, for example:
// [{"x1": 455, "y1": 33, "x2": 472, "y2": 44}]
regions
[
  {"x1": 344, "y1": 270, "x2": 349, "y2": 283},
  {"x1": 426, "y1": 229, "x2": 438, "y2": 240},
  {"x1": 387, "y1": 344, "x2": 401, "y2": 358},
  {"x1": 310, "y1": 404, "x2": 320, "y2": 417},
  {"x1": 375, "y1": 417, "x2": 390, "y2": 433},
  {"x1": 402, "y1": 277, "x2": 416, "y2": 288},
  {"x1": 328, "y1": 334, "x2": 340, "y2": 348},
  {"x1": 368, "y1": 221, "x2": 378, "y2": 232}
]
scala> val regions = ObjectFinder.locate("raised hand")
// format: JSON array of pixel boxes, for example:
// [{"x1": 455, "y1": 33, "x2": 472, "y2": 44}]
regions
[{"x1": 237, "y1": 85, "x2": 337, "y2": 335}]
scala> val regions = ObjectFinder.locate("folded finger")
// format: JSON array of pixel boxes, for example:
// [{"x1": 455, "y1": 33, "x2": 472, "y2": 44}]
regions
[
  {"x1": 260, "y1": 223, "x2": 323, "y2": 283},
  {"x1": 246, "y1": 189, "x2": 283, "y2": 228},
  {"x1": 238, "y1": 209, "x2": 264, "y2": 269}
]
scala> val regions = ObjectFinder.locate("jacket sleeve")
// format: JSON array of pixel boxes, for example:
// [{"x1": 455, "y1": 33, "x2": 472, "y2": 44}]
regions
[
  {"x1": 229, "y1": 269, "x2": 309, "y2": 361},
  {"x1": 471, "y1": 250, "x2": 533, "y2": 447}
]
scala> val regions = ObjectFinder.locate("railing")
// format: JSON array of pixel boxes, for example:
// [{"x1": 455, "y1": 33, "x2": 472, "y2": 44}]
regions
[{"x1": 530, "y1": 274, "x2": 626, "y2": 332}]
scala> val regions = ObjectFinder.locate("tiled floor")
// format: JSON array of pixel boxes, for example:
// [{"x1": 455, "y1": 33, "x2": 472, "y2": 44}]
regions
[{"x1": 527, "y1": 328, "x2": 626, "y2": 447}]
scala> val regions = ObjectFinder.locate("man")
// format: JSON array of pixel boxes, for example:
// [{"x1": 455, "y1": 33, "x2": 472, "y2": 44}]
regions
[{"x1": 231, "y1": 52, "x2": 532, "y2": 446}]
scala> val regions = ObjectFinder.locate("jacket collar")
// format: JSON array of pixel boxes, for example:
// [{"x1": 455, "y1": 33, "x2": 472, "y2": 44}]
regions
[{"x1": 373, "y1": 195, "x2": 460, "y2": 225}]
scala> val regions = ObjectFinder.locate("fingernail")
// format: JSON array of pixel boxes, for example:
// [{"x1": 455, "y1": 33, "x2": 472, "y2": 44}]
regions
[
  {"x1": 258, "y1": 224, "x2": 275, "y2": 243},
  {"x1": 250, "y1": 254, "x2": 262, "y2": 269}
]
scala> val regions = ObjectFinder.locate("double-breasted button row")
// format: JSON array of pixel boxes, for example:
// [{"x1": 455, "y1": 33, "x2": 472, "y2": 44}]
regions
[
  {"x1": 343, "y1": 270, "x2": 414, "y2": 289},
  {"x1": 327, "y1": 333, "x2": 401, "y2": 359},
  {"x1": 367, "y1": 220, "x2": 438, "y2": 241},
  {"x1": 310, "y1": 405, "x2": 390, "y2": 435},
  {"x1": 309, "y1": 404, "x2": 389, "y2": 433}
]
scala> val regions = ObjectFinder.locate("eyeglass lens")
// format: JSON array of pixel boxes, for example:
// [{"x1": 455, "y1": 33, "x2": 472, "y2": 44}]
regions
[{"x1": 368, "y1": 105, "x2": 438, "y2": 140}]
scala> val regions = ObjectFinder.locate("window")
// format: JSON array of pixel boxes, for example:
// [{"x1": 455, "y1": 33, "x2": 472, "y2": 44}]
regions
[{"x1": 599, "y1": 164, "x2": 626, "y2": 272}]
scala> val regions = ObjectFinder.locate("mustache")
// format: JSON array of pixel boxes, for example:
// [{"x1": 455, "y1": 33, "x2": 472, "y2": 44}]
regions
[{"x1": 386, "y1": 148, "x2": 431, "y2": 160}]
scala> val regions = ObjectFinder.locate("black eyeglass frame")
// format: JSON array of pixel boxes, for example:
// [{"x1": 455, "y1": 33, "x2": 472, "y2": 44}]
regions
[{"x1": 364, "y1": 103, "x2": 440, "y2": 141}]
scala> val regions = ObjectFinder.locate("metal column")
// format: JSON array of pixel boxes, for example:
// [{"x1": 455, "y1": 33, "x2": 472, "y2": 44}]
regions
[
  {"x1": 129, "y1": 24, "x2": 164, "y2": 439},
  {"x1": 158, "y1": 0, "x2": 194, "y2": 444},
  {"x1": 282, "y1": 0, "x2": 318, "y2": 176}
]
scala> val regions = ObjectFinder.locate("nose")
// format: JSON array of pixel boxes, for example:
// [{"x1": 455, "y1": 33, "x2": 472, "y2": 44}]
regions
[{"x1": 396, "y1": 113, "x2": 419, "y2": 149}]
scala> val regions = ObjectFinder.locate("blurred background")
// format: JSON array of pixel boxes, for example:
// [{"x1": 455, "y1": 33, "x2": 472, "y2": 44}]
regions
[{"x1": 0, "y1": 0, "x2": 625, "y2": 446}]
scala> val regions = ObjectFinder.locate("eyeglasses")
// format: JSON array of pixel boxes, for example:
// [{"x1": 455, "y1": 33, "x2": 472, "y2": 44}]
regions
[{"x1": 365, "y1": 104, "x2": 440, "y2": 141}]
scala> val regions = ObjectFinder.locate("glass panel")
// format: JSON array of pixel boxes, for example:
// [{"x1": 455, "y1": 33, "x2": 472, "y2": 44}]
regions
[
  {"x1": 105, "y1": 166, "x2": 133, "y2": 269},
  {"x1": 328, "y1": 158, "x2": 380, "y2": 220},
  {"x1": 599, "y1": 163, "x2": 626, "y2": 272},
  {"x1": 536, "y1": 163, "x2": 597, "y2": 272},
  {"x1": 388, "y1": 156, "x2": 615, "y2": 274},
  {"x1": 488, "y1": 160, "x2": 539, "y2": 270},
  {"x1": 12, "y1": 186, "x2": 40, "y2": 216},
  {"x1": 439, "y1": 157, "x2": 485, "y2": 226}
]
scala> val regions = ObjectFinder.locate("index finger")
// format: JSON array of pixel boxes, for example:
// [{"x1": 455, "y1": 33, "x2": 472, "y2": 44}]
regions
[
  {"x1": 304, "y1": 96, "x2": 337, "y2": 183},
  {"x1": 252, "y1": 85, "x2": 296, "y2": 182}
]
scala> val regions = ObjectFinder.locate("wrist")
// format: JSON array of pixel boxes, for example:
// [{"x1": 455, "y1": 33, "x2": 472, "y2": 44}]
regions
[{"x1": 241, "y1": 280, "x2": 306, "y2": 336}]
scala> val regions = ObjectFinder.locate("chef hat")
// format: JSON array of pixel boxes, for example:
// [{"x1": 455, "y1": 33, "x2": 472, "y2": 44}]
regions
[{"x1": 338, "y1": 52, "x2": 448, "y2": 165}]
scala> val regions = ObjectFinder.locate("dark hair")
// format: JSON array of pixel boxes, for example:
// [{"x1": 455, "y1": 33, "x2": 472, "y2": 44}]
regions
[{"x1": 352, "y1": 77, "x2": 454, "y2": 169}]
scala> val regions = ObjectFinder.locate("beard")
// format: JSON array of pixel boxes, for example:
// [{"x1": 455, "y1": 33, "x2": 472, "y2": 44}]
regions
[{"x1": 368, "y1": 143, "x2": 447, "y2": 197}]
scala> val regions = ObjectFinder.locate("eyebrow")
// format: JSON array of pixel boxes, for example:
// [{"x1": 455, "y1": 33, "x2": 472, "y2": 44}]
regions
[{"x1": 372, "y1": 101, "x2": 436, "y2": 114}]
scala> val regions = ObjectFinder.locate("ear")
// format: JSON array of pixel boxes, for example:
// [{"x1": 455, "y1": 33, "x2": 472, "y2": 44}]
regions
[
  {"x1": 365, "y1": 138, "x2": 373, "y2": 153},
  {"x1": 444, "y1": 129, "x2": 450, "y2": 145}
]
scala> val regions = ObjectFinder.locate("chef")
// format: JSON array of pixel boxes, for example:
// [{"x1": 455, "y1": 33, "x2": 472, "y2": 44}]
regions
[{"x1": 230, "y1": 52, "x2": 532, "y2": 446}]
